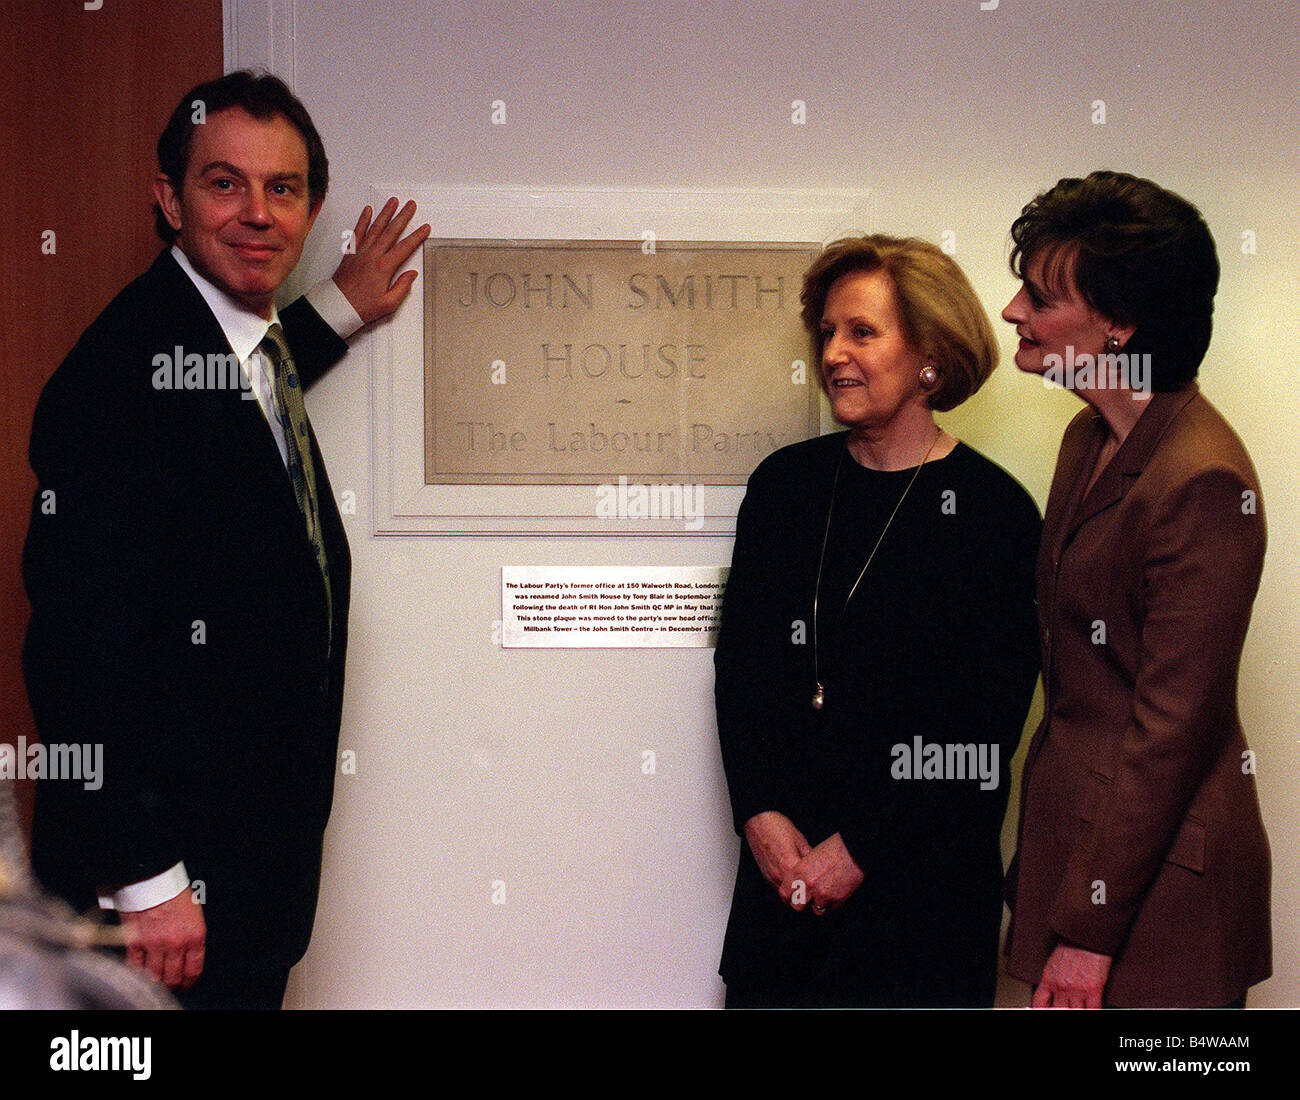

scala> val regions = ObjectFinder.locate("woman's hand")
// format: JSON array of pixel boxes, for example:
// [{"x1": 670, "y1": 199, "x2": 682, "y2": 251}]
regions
[
  {"x1": 784, "y1": 832, "x2": 864, "y2": 914},
  {"x1": 743, "y1": 811, "x2": 811, "y2": 894},
  {"x1": 1033, "y1": 944, "x2": 1113, "y2": 1008}
]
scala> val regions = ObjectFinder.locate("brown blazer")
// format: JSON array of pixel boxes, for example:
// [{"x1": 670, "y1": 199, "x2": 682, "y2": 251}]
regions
[{"x1": 1005, "y1": 383, "x2": 1271, "y2": 1007}]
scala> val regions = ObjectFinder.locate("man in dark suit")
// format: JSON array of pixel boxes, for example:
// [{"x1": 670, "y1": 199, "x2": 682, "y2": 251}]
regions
[{"x1": 22, "y1": 71, "x2": 428, "y2": 1009}]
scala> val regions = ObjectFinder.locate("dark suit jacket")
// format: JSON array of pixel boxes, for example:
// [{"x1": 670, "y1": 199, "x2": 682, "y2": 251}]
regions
[
  {"x1": 1005, "y1": 384, "x2": 1271, "y2": 1006},
  {"x1": 24, "y1": 249, "x2": 351, "y2": 973}
]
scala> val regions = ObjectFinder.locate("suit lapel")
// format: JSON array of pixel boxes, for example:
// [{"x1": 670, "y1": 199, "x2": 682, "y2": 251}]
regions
[
  {"x1": 1058, "y1": 384, "x2": 1201, "y2": 548},
  {"x1": 154, "y1": 250, "x2": 328, "y2": 568},
  {"x1": 1026, "y1": 384, "x2": 1202, "y2": 782},
  {"x1": 1039, "y1": 409, "x2": 1103, "y2": 569}
]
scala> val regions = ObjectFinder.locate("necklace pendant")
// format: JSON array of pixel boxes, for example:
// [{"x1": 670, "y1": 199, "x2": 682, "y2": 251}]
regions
[{"x1": 812, "y1": 684, "x2": 825, "y2": 710}]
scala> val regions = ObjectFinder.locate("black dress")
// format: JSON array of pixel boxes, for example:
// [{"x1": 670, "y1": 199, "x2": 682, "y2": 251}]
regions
[{"x1": 715, "y1": 432, "x2": 1041, "y2": 1007}]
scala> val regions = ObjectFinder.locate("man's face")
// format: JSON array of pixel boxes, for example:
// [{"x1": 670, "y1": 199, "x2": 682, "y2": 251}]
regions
[{"x1": 153, "y1": 107, "x2": 320, "y2": 318}]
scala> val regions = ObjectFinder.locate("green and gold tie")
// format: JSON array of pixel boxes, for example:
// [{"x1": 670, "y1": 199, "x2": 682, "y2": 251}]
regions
[{"x1": 260, "y1": 323, "x2": 332, "y2": 637}]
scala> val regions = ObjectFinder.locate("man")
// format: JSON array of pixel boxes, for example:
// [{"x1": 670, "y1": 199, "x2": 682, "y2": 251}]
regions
[{"x1": 22, "y1": 70, "x2": 428, "y2": 1009}]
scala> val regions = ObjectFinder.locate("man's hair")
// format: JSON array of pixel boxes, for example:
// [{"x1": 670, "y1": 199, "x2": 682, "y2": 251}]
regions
[
  {"x1": 800, "y1": 235, "x2": 999, "y2": 412},
  {"x1": 153, "y1": 69, "x2": 329, "y2": 243},
  {"x1": 1008, "y1": 171, "x2": 1219, "y2": 390}
]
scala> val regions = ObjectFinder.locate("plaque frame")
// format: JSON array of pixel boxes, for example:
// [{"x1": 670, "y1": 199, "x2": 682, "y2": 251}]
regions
[{"x1": 369, "y1": 186, "x2": 873, "y2": 536}]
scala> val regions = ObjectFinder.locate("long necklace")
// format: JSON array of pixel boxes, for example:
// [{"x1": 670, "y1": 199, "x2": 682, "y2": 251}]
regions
[{"x1": 810, "y1": 427, "x2": 942, "y2": 710}]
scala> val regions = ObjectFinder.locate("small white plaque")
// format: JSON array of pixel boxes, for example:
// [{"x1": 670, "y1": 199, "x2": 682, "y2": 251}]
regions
[{"x1": 502, "y1": 566, "x2": 729, "y2": 648}]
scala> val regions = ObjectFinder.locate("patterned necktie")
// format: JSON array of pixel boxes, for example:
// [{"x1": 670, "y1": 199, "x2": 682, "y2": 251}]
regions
[{"x1": 260, "y1": 322, "x2": 332, "y2": 637}]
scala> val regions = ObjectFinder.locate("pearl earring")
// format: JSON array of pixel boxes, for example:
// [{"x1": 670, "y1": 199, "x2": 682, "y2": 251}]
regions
[
  {"x1": 919, "y1": 365, "x2": 938, "y2": 387},
  {"x1": 1105, "y1": 336, "x2": 1122, "y2": 352}
]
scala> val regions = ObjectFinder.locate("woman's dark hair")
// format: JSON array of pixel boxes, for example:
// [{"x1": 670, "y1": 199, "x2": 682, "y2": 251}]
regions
[
  {"x1": 1009, "y1": 171, "x2": 1219, "y2": 390},
  {"x1": 154, "y1": 69, "x2": 329, "y2": 243}
]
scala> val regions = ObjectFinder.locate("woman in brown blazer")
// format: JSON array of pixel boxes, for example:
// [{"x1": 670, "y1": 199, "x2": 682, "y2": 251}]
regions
[{"x1": 1000, "y1": 171, "x2": 1271, "y2": 1007}]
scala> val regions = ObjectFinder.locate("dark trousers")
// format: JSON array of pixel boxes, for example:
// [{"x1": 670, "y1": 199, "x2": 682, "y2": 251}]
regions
[{"x1": 174, "y1": 965, "x2": 291, "y2": 1011}]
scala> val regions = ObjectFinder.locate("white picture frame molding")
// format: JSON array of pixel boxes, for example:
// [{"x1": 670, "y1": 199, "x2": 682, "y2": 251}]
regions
[{"x1": 368, "y1": 186, "x2": 873, "y2": 536}]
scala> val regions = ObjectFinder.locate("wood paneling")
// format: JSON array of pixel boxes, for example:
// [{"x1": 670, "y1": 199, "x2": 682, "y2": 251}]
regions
[{"x1": 0, "y1": 0, "x2": 224, "y2": 841}]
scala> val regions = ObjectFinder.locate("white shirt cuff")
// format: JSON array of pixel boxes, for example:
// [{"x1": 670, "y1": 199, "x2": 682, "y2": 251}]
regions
[
  {"x1": 98, "y1": 862, "x2": 191, "y2": 912},
  {"x1": 306, "y1": 278, "x2": 364, "y2": 340}
]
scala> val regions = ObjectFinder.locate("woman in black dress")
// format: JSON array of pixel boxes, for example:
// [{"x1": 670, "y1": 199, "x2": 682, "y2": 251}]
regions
[{"x1": 715, "y1": 235, "x2": 1041, "y2": 1007}]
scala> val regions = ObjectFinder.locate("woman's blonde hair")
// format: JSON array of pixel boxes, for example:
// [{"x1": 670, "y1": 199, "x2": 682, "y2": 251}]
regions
[{"x1": 800, "y1": 235, "x2": 998, "y2": 412}]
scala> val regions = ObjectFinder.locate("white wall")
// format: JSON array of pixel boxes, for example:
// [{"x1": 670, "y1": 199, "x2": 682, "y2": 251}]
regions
[{"x1": 229, "y1": 0, "x2": 1299, "y2": 1007}]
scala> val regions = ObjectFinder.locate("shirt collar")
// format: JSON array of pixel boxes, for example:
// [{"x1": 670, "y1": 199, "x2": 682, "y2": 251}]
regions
[{"x1": 171, "y1": 244, "x2": 281, "y2": 362}]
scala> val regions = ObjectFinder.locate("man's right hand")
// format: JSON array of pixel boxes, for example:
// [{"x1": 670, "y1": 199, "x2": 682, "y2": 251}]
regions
[
  {"x1": 743, "y1": 811, "x2": 811, "y2": 895},
  {"x1": 331, "y1": 197, "x2": 431, "y2": 324},
  {"x1": 119, "y1": 889, "x2": 206, "y2": 991}
]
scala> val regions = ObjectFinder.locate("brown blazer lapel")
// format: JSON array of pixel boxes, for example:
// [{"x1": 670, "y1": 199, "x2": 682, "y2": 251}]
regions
[
  {"x1": 1060, "y1": 384, "x2": 1203, "y2": 546},
  {"x1": 1027, "y1": 385, "x2": 1204, "y2": 783},
  {"x1": 1039, "y1": 409, "x2": 1103, "y2": 570}
]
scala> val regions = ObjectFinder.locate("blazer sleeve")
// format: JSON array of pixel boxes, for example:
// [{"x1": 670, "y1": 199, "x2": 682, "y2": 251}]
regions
[
  {"x1": 280, "y1": 295, "x2": 348, "y2": 391},
  {"x1": 1049, "y1": 464, "x2": 1266, "y2": 954},
  {"x1": 23, "y1": 330, "x2": 191, "y2": 891}
]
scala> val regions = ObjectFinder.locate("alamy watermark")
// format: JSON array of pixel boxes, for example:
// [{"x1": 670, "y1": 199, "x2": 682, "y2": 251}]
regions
[
  {"x1": 890, "y1": 736, "x2": 999, "y2": 790},
  {"x1": 0, "y1": 737, "x2": 102, "y2": 790},
  {"x1": 595, "y1": 476, "x2": 704, "y2": 530},
  {"x1": 50, "y1": 1031, "x2": 150, "y2": 1081},
  {"x1": 152, "y1": 346, "x2": 256, "y2": 400},
  {"x1": 1042, "y1": 345, "x2": 1152, "y2": 398}
]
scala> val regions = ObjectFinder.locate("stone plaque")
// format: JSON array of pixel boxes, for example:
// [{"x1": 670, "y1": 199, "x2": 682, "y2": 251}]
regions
[{"x1": 424, "y1": 240, "x2": 819, "y2": 485}]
